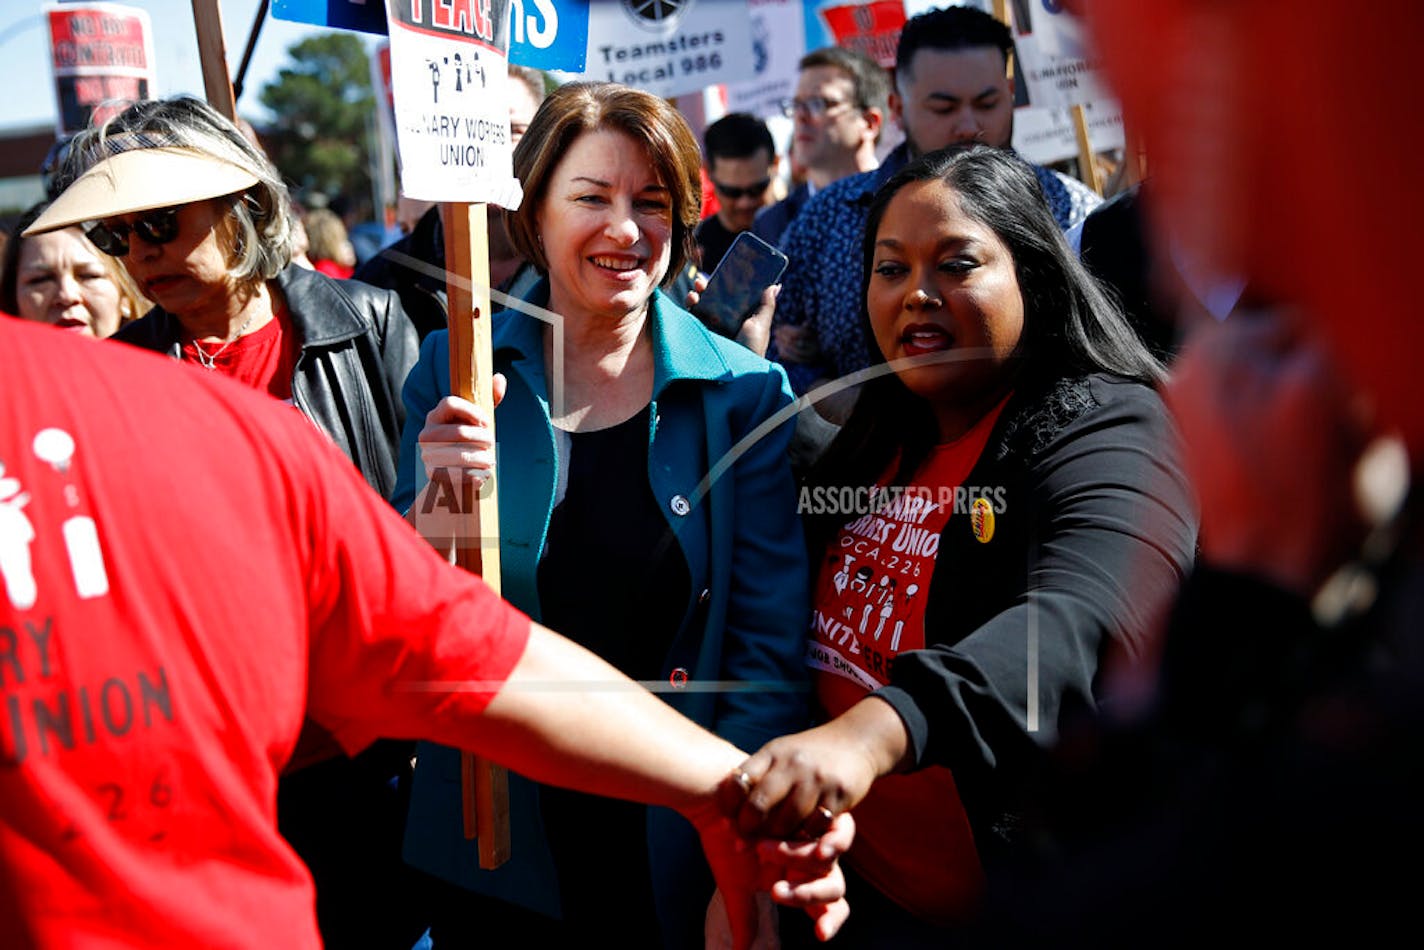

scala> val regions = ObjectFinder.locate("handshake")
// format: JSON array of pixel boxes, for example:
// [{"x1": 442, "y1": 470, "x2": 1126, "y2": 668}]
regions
[
  {"x1": 702, "y1": 702, "x2": 904, "y2": 948},
  {"x1": 699, "y1": 763, "x2": 852, "y2": 949}
]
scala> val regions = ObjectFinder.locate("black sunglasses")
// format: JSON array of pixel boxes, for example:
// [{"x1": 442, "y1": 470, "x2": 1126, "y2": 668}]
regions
[
  {"x1": 84, "y1": 207, "x2": 181, "y2": 257},
  {"x1": 713, "y1": 178, "x2": 772, "y2": 201}
]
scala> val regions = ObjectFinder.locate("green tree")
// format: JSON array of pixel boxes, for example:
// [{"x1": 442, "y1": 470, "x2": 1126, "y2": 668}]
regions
[{"x1": 259, "y1": 32, "x2": 375, "y2": 216}]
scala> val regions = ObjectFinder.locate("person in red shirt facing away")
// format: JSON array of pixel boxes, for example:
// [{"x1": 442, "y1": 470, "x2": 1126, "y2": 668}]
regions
[
  {"x1": 719, "y1": 145, "x2": 1197, "y2": 945},
  {"x1": 25, "y1": 94, "x2": 424, "y2": 945},
  {"x1": 0, "y1": 315, "x2": 851, "y2": 949}
]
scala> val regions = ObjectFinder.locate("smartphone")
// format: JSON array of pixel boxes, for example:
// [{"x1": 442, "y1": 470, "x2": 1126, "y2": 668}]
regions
[{"x1": 693, "y1": 231, "x2": 789, "y2": 337}]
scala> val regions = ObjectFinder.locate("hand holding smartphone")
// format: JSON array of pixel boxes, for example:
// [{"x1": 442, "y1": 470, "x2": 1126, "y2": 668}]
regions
[{"x1": 691, "y1": 231, "x2": 789, "y2": 337}]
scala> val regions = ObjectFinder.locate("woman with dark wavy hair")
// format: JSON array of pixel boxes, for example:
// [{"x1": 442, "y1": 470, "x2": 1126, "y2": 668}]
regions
[{"x1": 726, "y1": 144, "x2": 1198, "y2": 944}]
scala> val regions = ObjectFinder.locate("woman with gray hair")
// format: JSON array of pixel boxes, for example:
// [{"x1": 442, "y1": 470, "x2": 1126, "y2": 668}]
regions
[
  {"x1": 26, "y1": 95, "x2": 416, "y2": 500},
  {"x1": 25, "y1": 95, "x2": 423, "y2": 947}
]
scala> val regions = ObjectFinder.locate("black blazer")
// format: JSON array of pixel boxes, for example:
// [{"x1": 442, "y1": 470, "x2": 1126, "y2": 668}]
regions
[{"x1": 873, "y1": 373, "x2": 1198, "y2": 853}]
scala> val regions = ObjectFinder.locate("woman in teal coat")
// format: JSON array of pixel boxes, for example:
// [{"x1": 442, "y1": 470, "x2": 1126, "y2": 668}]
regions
[{"x1": 390, "y1": 83, "x2": 809, "y2": 948}]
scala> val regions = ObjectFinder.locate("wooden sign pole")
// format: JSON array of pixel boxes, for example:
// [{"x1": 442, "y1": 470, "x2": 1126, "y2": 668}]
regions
[
  {"x1": 190, "y1": 0, "x2": 237, "y2": 120},
  {"x1": 1124, "y1": 122, "x2": 1146, "y2": 187},
  {"x1": 443, "y1": 201, "x2": 512, "y2": 869},
  {"x1": 193, "y1": 0, "x2": 513, "y2": 873},
  {"x1": 1071, "y1": 105, "x2": 1104, "y2": 196}
]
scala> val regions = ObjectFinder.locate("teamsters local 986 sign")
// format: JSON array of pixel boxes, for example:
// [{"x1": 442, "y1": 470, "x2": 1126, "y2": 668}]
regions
[
  {"x1": 575, "y1": 0, "x2": 754, "y2": 99},
  {"x1": 383, "y1": 0, "x2": 523, "y2": 207}
]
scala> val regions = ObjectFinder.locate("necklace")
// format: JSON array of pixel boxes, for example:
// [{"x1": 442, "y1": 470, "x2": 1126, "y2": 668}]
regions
[{"x1": 189, "y1": 311, "x2": 258, "y2": 371}]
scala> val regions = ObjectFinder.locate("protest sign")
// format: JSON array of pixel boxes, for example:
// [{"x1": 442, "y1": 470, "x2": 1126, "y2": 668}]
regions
[
  {"x1": 724, "y1": 0, "x2": 805, "y2": 121},
  {"x1": 506, "y1": 0, "x2": 589, "y2": 71},
  {"x1": 45, "y1": 2, "x2": 155, "y2": 135},
  {"x1": 274, "y1": 0, "x2": 590, "y2": 71},
  {"x1": 372, "y1": 38, "x2": 396, "y2": 142},
  {"x1": 578, "y1": 0, "x2": 754, "y2": 99},
  {"x1": 1012, "y1": 101, "x2": 1123, "y2": 167},
  {"x1": 383, "y1": 0, "x2": 522, "y2": 207},
  {"x1": 1008, "y1": 3, "x2": 1109, "y2": 111},
  {"x1": 803, "y1": 0, "x2": 955, "y2": 57},
  {"x1": 1010, "y1": 0, "x2": 1085, "y2": 58},
  {"x1": 370, "y1": 40, "x2": 398, "y2": 217},
  {"x1": 272, "y1": 0, "x2": 389, "y2": 34},
  {"x1": 1014, "y1": 34, "x2": 1109, "y2": 111},
  {"x1": 816, "y1": 0, "x2": 905, "y2": 68}
]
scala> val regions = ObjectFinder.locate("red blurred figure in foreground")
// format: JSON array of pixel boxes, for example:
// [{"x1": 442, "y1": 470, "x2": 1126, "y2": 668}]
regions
[
  {"x1": 961, "y1": 1, "x2": 1424, "y2": 943},
  {"x1": 0, "y1": 318, "x2": 851, "y2": 949},
  {"x1": 725, "y1": 1, "x2": 1424, "y2": 943}
]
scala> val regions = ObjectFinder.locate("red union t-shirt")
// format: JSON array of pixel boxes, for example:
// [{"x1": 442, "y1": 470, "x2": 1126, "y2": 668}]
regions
[
  {"x1": 809, "y1": 396, "x2": 1008, "y2": 924},
  {"x1": 0, "y1": 318, "x2": 529, "y2": 948}
]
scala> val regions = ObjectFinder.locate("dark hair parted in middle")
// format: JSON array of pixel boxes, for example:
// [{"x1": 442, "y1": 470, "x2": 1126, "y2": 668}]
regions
[
  {"x1": 505, "y1": 82, "x2": 703, "y2": 286},
  {"x1": 860, "y1": 144, "x2": 1162, "y2": 388},
  {"x1": 804, "y1": 144, "x2": 1162, "y2": 547}
]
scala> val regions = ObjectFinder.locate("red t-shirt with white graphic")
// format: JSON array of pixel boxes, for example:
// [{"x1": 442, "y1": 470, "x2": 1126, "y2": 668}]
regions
[
  {"x1": 0, "y1": 318, "x2": 528, "y2": 948},
  {"x1": 809, "y1": 397, "x2": 1008, "y2": 924}
]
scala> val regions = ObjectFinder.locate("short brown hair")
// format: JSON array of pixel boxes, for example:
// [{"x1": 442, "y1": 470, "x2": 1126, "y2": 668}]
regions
[
  {"x1": 799, "y1": 46, "x2": 891, "y2": 144},
  {"x1": 505, "y1": 82, "x2": 702, "y2": 285}
]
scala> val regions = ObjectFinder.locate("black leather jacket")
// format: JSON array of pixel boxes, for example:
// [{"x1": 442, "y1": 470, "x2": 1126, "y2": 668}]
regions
[{"x1": 114, "y1": 265, "x2": 417, "y2": 499}]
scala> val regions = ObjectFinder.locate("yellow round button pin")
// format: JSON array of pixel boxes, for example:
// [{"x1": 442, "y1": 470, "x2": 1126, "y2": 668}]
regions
[{"x1": 971, "y1": 496, "x2": 995, "y2": 543}]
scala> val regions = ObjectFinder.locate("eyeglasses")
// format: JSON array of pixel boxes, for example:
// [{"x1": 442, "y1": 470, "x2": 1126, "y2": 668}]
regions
[
  {"x1": 782, "y1": 96, "x2": 853, "y2": 119},
  {"x1": 712, "y1": 178, "x2": 772, "y2": 201},
  {"x1": 84, "y1": 207, "x2": 181, "y2": 257}
]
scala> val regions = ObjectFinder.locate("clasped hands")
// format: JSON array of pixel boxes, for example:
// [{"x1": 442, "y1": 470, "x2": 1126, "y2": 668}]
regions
[{"x1": 706, "y1": 698, "x2": 912, "y2": 946}]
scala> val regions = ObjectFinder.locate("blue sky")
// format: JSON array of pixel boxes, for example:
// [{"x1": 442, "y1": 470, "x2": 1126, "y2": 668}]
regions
[{"x1": 0, "y1": 0, "x2": 373, "y2": 132}]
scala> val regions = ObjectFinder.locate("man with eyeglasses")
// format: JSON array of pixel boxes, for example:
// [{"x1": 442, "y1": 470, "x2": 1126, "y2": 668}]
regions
[
  {"x1": 753, "y1": 47, "x2": 889, "y2": 249},
  {"x1": 695, "y1": 112, "x2": 779, "y2": 273},
  {"x1": 770, "y1": 7, "x2": 1101, "y2": 408}
]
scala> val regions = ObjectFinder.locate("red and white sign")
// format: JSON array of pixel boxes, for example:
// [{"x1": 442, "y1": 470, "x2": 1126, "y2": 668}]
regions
[
  {"x1": 45, "y1": 2, "x2": 155, "y2": 136},
  {"x1": 818, "y1": 1, "x2": 906, "y2": 69}
]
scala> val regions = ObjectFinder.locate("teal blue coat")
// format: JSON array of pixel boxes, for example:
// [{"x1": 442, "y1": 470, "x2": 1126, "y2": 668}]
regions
[{"x1": 393, "y1": 283, "x2": 810, "y2": 944}]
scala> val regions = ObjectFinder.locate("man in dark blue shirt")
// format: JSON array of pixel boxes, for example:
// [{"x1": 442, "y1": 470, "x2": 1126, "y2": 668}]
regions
[
  {"x1": 753, "y1": 47, "x2": 889, "y2": 249},
  {"x1": 771, "y1": 6, "x2": 1100, "y2": 405}
]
